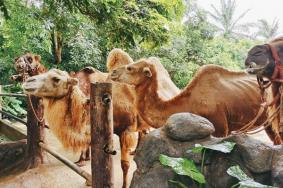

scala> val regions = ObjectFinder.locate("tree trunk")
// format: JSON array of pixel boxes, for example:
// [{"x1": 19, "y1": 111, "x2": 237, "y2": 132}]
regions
[{"x1": 52, "y1": 29, "x2": 62, "y2": 64}]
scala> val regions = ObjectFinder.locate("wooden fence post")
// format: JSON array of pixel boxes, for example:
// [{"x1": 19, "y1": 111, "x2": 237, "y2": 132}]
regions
[
  {"x1": 90, "y1": 82, "x2": 114, "y2": 188},
  {"x1": 26, "y1": 95, "x2": 45, "y2": 168},
  {"x1": 0, "y1": 85, "x2": 2, "y2": 120}
]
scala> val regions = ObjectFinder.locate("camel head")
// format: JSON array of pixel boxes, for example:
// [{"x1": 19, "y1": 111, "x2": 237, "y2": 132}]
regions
[
  {"x1": 110, "y1": 59, "x2": 155, "y2": 86},
  {"x1": 12, "y1": 52, "x2": 45, "y2": 82},
  {"x1": 14, "y1": 52, "x2": 42, "y2": 74},
  {"x1": 22, "y1": 69, "x2": 78, "y2": 98},
  {"x1": 245, "y1": 44, "x2": 275, "y2": 77}
]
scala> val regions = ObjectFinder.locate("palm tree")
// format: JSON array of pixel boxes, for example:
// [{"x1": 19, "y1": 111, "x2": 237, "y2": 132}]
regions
[
  {"x1": 208, "y1": 0, "x2": 251, "y2": 38},
  {"x1": 255, "y1": 18, "x2": 280, "y2": 41}
]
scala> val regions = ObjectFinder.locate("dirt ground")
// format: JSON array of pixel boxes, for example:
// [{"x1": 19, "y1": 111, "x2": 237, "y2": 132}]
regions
[
  {"x1": 0, "y1": 122, "x2": 272, "y2": 188},
  {"x1": 0, "y1": 123, "x2": 137, "y2": 188}
]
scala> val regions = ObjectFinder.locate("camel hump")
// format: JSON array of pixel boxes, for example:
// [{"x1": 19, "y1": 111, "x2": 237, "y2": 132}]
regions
[
  {"x1": 106, "y1": 48, "x2": 134, "y2": 71},
  {"x1": 196, "y1": 64, "x2": 248, "y2": 77},
  {"x1": 147, "y1": 57, "x2": 171, "y2": 78}
]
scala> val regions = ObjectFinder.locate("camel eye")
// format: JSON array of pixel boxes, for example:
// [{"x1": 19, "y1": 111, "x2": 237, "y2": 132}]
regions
[
  {"x1": 52, "y1": 77, "x2": 60, "y2": 83},
  {"x1": 126, "y1": 66, "x2": 133, "y2": 72},
  {"x1": 253, "y1": 51, "x2": 262, "y2": 56},
  {"x1": 27, "y1": 57, "x2": 33, "y2": 63}
]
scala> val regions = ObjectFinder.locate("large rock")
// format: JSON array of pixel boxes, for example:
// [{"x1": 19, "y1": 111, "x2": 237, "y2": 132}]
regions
[
  {"x1": 130, "y1": 113, "x2": 281, "y2": 188},
  {"x1": 164, "y1": 113, "x2": 215, "y2": 141}
]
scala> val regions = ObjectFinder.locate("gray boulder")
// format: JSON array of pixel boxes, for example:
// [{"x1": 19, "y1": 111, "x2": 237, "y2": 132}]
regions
[
  {"x1": 130, "y1": 113, "x2": 281, "y2": 188},
  {"x1": 164, "y1": 113, "x2": 215, "y2": 141}
]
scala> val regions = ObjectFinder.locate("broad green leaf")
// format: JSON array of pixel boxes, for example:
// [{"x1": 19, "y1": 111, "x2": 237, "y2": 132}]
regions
[
  {"x1": 227, "y1": 166, "x2": 277, "y2": 188},
  {"x1": 227, "y1": 165, "x2": 250, "y2": 181},
  {"x1": 191, "y1": 143, "x2": 204, "y2": 153},
  {"x1": 190, "y1": 141, "x2": 236, "y2": 154},
  {"x1": 159, "y1": 154, "x2": 206, "y2": 184},
  {"x1": 239, "y1": 180, "x2": 277, "y2": 188},
  {"x1": 168, "y1": 180, "x2": 189, "y2": 188}
]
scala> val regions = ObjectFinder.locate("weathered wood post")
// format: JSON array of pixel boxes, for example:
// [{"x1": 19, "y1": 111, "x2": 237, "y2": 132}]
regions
[
  {"x1": 26, "y1": 95, "x2": 45, "y2": 168},
  {"x1": 90, "y1": 82, "x2": 114, "y2": 188},
  {"x1": 0, "y1": 85, "x2": 2, "y2": 120}
]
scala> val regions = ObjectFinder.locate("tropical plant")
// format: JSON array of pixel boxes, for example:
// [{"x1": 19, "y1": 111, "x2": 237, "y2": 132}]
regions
[
  {"x1": 1, "y1": 85, "x2": 27, "y2": 117},
  {"x1": 207, "y1": 0, "x2": 251, "y2": 38},
  {"x1": 227, "y1": 166, "x2": 276, "y2": 188},
  {"x1": 160, "y1": 141, "x2": 236, "y2": 187},
  {"x1": 254, "y1": 18, "x2": 280, "y2": 41}
]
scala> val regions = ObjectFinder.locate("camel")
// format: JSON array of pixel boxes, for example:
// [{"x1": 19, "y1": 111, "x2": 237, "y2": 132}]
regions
[
  {"x1": 110, "y1": 59, "x2": 280, "y2": 143},
  {"x1": 11, "y1": 52, "x2": 47, "y2": 82},
  {"x1": 20, "y1": 49, "x2": 180, "y2": 188},
  {"x1": 245, "y1": 37, "x2": 283, "y2": 143}
]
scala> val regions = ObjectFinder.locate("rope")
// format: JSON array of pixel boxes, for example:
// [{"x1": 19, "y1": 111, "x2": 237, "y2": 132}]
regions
[
  {"x1": 232, "y1": 105, "x2": 280, "y2": 135},
  {"x1": 246, "y1": 106, "x2": 280, "y2": 134},
  {"x1": 22, "y1": 67, "x2": 44, "y2": 123},
  {"x1": 235, "y1": 105, "x2": 266, "y2": 132},
  {"x1": 27, "y1": 94, "x2": 44, "y2": 123}
]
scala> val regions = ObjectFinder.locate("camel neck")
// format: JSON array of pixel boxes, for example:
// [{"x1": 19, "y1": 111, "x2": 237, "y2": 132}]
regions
[{"x1": 135, "y1": 75, "x2": 189, "y2": 128}]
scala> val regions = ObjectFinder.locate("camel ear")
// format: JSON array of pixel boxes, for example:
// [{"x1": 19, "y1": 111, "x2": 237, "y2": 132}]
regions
[
  {"x1": 143, "y1": 67, "x2": 152, "y2": 78},
  {"x1": 68, "y1": 78, "x2": 79, "y2": 86},
  {"x1": 34, "y1": 55, "x2": 41, "y2": 62}
]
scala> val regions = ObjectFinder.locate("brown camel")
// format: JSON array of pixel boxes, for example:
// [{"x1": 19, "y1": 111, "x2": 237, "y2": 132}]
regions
[
  {"x1": 110, "y1": 59, "x2": 279, "y2": 143},
  {"x1": 20, "y1": 50, "x2": 180, "y2": 188},
  {"x1": 11, "y1": 52, "x2": 47, "y2": 82},
  {"x1": 245, "y1": 37, "x2": 283, "y2": 144}
]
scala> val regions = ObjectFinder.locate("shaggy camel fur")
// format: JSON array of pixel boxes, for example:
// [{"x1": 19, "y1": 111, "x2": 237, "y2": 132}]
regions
[
  {"x1": 110, "y1": 59, "x2": 280, "y2": 143},
  {"x1": 21, "y1": 49, "x2": 180, "y2": 188}
]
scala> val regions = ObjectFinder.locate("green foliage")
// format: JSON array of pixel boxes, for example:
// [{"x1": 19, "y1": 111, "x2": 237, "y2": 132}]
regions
[
  {"x1": 57, "y1": 21, "x2": 104, "y2": 72},
  {"x1": 159, "y1": 154, "x2": 206, "y2": 184},
  {"x1": 227, "y1": 166, "x2": 277, "y2": 188},
  {"x1": 159, "y1": 141, "x2": 236, "y2": 187},
  {"x1": 0, "y1": 0, "x2": 51, "y2": 84},
  {"x1": 45, "y1": 0, "x2": 186, "y2": 49},
  {"x1": 1, "y1": 85, "x2": 26, "y2": 117},
  {"x1": 191, "y1": 141, "x2": 236, "y2": 154}
]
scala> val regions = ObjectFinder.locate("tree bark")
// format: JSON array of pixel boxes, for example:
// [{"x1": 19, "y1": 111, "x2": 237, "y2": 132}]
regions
[{"x1": 52, "y1": 29, "x2": 62, "y2": 64}]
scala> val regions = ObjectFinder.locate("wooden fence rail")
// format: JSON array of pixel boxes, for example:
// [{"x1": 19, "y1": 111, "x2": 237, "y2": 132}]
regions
[
  {"x1": 0, "y1": 109, "x2": 27, "y2": 125},
  {"x1": 0, "y1": 93, "x2": 27, "y2": 97},
  {"x1": 1, "y1": 83, "x2": 115, "y2": 187}
]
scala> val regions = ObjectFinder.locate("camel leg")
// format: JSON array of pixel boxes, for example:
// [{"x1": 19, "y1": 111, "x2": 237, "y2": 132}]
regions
[
  {"x1": 264, "y1": 124, "x2": 282, "y2": 144},
  {"x1": 130, "y1": 129, "x2": 148, "y2": 155},
  {"x1": 85, "y1": 147, "x2": 90, "y2": 161},
  {"x1": 269, "y1": 84, "x2": 283, "y2": 144},
  {"x1": 120, "y1": 130, "x2": 136, "y2": 188},
  {"x1": 206, "y1": 112, "x2": 229, "y2": 137},
  {"x1": 75, "y1": 147, "x2": 90, "y2": 167}
]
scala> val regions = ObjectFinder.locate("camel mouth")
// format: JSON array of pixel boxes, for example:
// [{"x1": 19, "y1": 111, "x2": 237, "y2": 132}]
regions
[
  {"x1": 110, "y1": 72, "x2": 120, "y2": 81},
  {"x1": 22, "y1": 82, "x2": 38, "y2": 94},
  {"x1": 246, "y1": 67, "x2": 264, "y2": 74},
  {"x1": 23, "y1": 87, "x2": 37, "y2": 93}
]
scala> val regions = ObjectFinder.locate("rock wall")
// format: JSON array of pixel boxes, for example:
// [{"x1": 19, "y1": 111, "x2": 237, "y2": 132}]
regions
[{"x1": 130, "y1": 113, "x2": 283, "y2": 188}]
